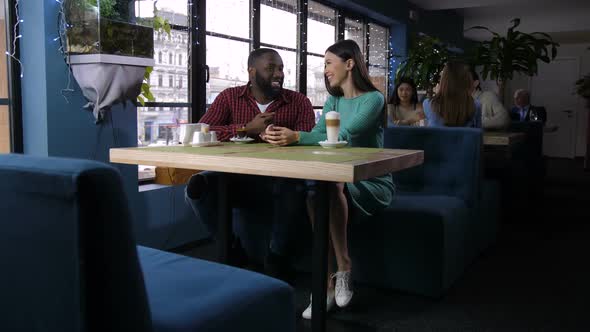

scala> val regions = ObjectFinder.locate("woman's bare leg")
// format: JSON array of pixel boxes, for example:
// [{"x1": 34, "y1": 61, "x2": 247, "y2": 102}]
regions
[{"x1": 328, "y1": 183, "x2": 351, "y2": 273}]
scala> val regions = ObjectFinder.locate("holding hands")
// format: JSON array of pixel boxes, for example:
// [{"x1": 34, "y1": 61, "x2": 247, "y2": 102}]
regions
[{"x1": 264, "y1": 125, "x2": 299, "y2": 146}]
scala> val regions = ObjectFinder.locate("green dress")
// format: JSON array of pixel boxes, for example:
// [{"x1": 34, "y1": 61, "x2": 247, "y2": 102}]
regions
[{"x1": 298, "y1": 91, "x2": 395, "y2": 217}]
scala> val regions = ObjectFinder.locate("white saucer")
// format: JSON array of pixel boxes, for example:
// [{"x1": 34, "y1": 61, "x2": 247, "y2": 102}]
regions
[
  {"x1": 190, "y1": 141, "x2": 223, "y2": 147},
  {"x1": 319, "y1": 140, "x2": 348, "y2": 148},
  {"x1": 230, "y1": 137, "x2": 255, "y2": 144}
]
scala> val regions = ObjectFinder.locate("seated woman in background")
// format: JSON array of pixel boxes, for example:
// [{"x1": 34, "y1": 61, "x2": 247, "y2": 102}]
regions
[
  {"x1": 469, "y1": 68, "x2": 510, "y2": 130},
  {"x1": 387, "y1": 77, "x2": 425, "y2": 126},
  {"x1": 423, "y1": 61, "x2": 482, "y2": 128},
  {"x1": 264, "y1": 39, "x2": 394, "y2": 319}
]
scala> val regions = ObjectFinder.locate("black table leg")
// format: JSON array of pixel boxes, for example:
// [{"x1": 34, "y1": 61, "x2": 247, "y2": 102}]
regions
[
  {"x1": 217, "y1": 173, "x2": 232, "y2": 263},
  {"x1": 312, "y1": 181, "x2": 329, "y2": 332}
]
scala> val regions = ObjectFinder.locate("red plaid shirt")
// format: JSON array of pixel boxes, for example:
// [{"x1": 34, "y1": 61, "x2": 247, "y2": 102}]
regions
[{"x1": 199, "y1": 84, "x2": 315, "y2": 142}]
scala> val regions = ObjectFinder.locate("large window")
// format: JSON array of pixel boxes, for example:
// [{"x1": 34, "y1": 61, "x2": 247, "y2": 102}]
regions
[
  {"x1": 307, "y1": 1, "x2": 336, "y2": 107},
  {"x1": 134, "y1": 0, "x2": 392, "y2": 180},
  {"x1": 136, "y1": 0, "x2": 190, "y2": 152},
  {"x1": 206, "y1": 0, "x2": 250, "y2": 104},
  {"x1": 261, "y1": 0, "x2": 298, "y2": 92},
  {"x1": 368, "y1": 23, "x2": 389, "y2": 94}
]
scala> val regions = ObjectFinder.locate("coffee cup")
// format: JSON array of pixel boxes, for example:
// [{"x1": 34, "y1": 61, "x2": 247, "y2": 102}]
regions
[
  {"x1": 193, "y1": 132, "x2": 205, "y2": 144},
  {"x1": 179, "y1": 124, "x2": 200, "y2": 145},
  {"x1": 210, "y1": 131, "x2": 217, "y2": 142},
  {"x1": 200, "y1": 123, "x2": 210, "y2": 134},
  {"x1": 236, "y1": 126, "x2": 248, "y2": 139},
  {"x1": 325, "y1": 111, "x2": 340, "y2": 143}
]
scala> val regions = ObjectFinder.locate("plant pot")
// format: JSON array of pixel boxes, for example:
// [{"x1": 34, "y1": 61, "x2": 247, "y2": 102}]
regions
[{"x1": 68, "y1": 54, "x2": 154, "y2": 122}]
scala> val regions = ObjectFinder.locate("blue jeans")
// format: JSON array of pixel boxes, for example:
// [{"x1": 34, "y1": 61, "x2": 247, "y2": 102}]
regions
[{"x1": 184, "y1": 171, "x2": 306, "y2": 256}]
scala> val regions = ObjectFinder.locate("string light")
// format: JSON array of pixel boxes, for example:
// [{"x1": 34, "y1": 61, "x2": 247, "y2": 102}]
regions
[
  {"x1": 54, "y1": 0, "x2": 75, "y2": 102},
  {"x1": 5, "y1": 0, "x2": 23, "y2": 78}
]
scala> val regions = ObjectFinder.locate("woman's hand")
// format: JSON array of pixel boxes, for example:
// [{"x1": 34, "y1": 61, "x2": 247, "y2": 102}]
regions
[{"x1": 265, "y1": 126, "x2": 298, "y2": 146}]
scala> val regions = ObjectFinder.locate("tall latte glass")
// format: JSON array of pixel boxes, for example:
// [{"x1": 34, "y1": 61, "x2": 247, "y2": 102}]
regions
[{"x1": 325, "y1": 111, "x2": 341, "y2": 143}]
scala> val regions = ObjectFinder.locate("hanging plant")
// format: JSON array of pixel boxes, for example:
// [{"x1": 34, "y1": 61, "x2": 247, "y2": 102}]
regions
[{"x1": 466, "y1": 18, "x2": 559, "y2": 101}]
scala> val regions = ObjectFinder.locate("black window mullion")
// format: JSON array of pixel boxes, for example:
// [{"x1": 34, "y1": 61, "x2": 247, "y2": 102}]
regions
[
  {"x1": 297, "y1": 0, "x2": 308, "y2": 95},
  {"x1": 251, "y1": 0, "x2": 261, "y2": 50},
  {"x1": 336, "y1": 10, "x2": 345, "y2": 41},
  {"x1": 191, "y1": 0, "x2": 207, "y2": 121}
]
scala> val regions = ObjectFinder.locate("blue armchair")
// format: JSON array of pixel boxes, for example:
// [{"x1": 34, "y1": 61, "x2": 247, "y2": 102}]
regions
[
  {"x1": 0, "y1": 154, "x2": 295, "y2": 332},
  {"x1": 349, "y1": 126, "x2": 499, "y2": 297}
]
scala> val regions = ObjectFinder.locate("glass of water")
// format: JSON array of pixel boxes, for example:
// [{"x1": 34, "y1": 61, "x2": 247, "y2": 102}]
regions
[{"x1": 529, "y1": 109, "x2": 540, "y2": 121}]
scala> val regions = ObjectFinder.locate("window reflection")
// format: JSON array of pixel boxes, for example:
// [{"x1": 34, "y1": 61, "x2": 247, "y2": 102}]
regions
[
  {"x1": 344, "y1": 18, "x2": 365, "y2": 55},
  {"x1": 207, "y1": 0, "x2": 250, "y2": 39},
  {"x1": 261, "y1": 0, "x2": 297, "y2": 49},
  {"x1": 206, "y1": 36, "x2": 250, "y2": 105},
  {"x1": 307, "y1": 1, "x2": 336, "y2": 55}
]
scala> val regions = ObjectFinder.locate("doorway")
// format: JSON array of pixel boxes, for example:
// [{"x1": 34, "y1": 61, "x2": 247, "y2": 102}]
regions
[{"x1": 530, "y1": 57, "x2": 582, "y2": 158}]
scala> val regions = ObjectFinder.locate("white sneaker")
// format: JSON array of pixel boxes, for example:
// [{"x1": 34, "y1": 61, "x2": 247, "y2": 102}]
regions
[
  {"x1": 333, "y1": 271, "x2": 353, "y2": 308},
  {"x1": 301, "y1": 289, "x2": 335, "y2": 320}
]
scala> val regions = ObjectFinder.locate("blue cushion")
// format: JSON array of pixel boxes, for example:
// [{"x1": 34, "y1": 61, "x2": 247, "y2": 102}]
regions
[
  {"x1": 384, "y1": 126, "x2": 482, "y2": 208},
  {"x1": 350, "y1": 194, "x2": 469, "y2": 297},
  {"x1": 138, "y1": 246, "x2": 295, "y2": 332}
]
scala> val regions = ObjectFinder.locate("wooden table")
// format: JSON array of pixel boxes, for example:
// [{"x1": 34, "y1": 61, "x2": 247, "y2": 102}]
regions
[
  {"x1": 111, "y1": 143, "x2": 424, "y2": 332},
  {"x1": 483, "y1": 131, "x2": 525, "y2": 147}
]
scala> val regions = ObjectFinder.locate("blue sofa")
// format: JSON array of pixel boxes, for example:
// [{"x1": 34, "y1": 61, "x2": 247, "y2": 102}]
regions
[
  {"x1": 232, "y1": 127, "x2": 499, "y2": 298},
  {"x1": 0, "y1": 154, "x2": 295, "y2": 332},
  {"x1": 349, "y1": 126, "x2": 499, "y2": 298}
]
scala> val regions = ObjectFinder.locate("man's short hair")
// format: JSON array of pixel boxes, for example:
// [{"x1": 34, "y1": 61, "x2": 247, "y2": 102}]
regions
[{"x1": 247, "y1": 48, "x2": 279, "y2": 68}]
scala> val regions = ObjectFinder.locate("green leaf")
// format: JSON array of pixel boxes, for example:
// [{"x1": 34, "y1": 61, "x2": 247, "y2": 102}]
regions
[{"x1": 137, "y1": 95, "x2": 146, "y2": 106}]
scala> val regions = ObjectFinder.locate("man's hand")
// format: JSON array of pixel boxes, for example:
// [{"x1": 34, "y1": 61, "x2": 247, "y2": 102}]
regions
[
  {"x1": 266, "y1": 126, "x2": 298, "y2": 146},
  {"x1": 245, "y1": 112, "x2": 274, "y2": 136}
]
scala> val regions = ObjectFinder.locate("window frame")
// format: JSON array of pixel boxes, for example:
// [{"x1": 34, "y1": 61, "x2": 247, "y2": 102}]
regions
[{"x1": 141, "y1": 0, "x2": 392, "y2": 125}]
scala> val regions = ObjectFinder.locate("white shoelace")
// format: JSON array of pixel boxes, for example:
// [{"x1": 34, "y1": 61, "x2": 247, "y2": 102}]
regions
[{"x1": 332, "y1": 271, "x2": 352, "y2": 296}]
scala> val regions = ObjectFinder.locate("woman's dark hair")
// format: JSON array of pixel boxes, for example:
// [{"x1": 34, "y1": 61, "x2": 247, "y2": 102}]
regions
[
  {"x1": 324, "y1": 39, "x2": 378, "y2": 97},
  {"x1": 389, "y1": 77, "x2": 418, "y2": 106},
  {"x1": 469, "y1": 67, "x2": 481, "y2": 91}
]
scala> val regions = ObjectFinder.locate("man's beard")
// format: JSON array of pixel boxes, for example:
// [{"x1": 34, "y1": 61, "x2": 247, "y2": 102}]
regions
[{"x1": 255, "y1": 72, "x2": 282, "y2": 99}]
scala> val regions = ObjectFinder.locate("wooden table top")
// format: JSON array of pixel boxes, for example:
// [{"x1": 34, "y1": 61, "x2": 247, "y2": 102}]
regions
[
  {"x1": 483, "y1": 132, "x2": 526, "y2": 146},
  {"x1": 110, "y1": 143, "x2": 424, "y2": 183}
]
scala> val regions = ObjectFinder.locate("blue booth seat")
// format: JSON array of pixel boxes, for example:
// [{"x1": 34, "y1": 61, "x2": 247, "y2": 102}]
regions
[
  {"x1": 0, "y1": 154, "x2": 294, "y2": 332},
  {"x1": 349, "y1": 127, "x2": 499, "y2": 298}
]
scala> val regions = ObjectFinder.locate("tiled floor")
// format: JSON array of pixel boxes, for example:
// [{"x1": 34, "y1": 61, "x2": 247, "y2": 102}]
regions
[{"x1": 182, "y1": 158, "x2": 590, "y2": 331}]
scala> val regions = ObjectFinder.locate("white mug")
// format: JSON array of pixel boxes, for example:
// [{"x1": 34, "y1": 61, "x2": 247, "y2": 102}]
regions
[
  {"x1": 210, "y1": 131, "x2": 217, "y2": 142},
  {"x1": 193, "y1": 132, "x2": 205, "y2": 144},
  {"x1": 179, "y1": 124, "x2": 200, "y2": 145}
]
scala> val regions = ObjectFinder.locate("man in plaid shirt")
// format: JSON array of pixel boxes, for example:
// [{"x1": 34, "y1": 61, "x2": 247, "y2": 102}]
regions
[
  {"x1": 186, "y1": 49, "x2": 314, "y2": 283},
  {"x1": 200, "y1": 50, "x2": 315, "y2": 141}
]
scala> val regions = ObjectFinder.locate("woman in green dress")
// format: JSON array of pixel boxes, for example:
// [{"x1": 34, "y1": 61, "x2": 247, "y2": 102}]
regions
[{"x1": 266, "y1": 39, "x2": 394, "y2": 319}]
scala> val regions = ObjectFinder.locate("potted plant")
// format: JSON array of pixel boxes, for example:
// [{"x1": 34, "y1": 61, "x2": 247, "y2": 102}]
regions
[
  {"x1": 394, "y1": 33, "x2": 457, "y2": 97},
  {"x1": 466, "y1": 18, "x2": 559, "y2": 101},
  {"x1": 64, "y1": 0, "x2": 153, "y2": 58},
  {"x1": 62, "y1": 0, "x2": 155, "y2": 122}
]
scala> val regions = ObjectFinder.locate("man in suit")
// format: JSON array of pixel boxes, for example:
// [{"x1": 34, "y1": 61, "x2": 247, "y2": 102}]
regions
[{"x1": 510, "y1": 89, "x2": 547, "y2": 123}]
